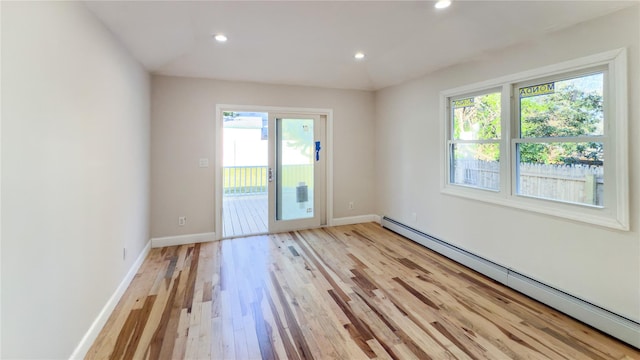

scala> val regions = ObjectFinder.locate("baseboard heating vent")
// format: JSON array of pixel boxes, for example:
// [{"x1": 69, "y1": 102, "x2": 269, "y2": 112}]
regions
[{"x1": 381, "y1": 216, "x2": 640, "y2": 349}]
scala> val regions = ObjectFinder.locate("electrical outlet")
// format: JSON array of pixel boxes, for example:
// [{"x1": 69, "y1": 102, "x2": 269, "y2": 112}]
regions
[
  {"x1": 178, "y1": 216, "x2": 186, "y2": 226},
  {"x1": 348, "y1": 201, "x2": 354, "y2": 210}
]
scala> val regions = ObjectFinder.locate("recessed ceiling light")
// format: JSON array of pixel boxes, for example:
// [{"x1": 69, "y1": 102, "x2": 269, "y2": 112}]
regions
[
  {"x1": 354, "y1": 52, "x2": 365, "y2": 60},
  {"x1": 435, "y1": 0, "x2": 451, "y2": 9},
  {"x1": 214, "y1": 34, "x2": 228, "y2": 43}
]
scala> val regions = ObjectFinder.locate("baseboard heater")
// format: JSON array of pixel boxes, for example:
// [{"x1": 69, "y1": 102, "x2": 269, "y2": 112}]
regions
[{"x1": 381, "y1": 216, "x2": 640, "y2": 349}]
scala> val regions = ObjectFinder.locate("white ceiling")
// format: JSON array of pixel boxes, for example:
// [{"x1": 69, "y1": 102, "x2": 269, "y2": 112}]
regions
[{"x1": 85, "y1": 1, "x2": 635, "y2": 91}]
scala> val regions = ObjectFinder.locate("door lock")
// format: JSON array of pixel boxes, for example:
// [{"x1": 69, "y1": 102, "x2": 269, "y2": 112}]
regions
[{"x1": 268, "y1": 167, "x2": 273, "y2": 182}]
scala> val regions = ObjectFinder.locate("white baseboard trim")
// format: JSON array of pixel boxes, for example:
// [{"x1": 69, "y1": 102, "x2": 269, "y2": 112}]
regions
[
  {"x1": 69, "y1": 240, "x2": 151, "y2": 360},
  {"x1": 151, "y1": 232, "x2": 216, "y2": 248},
  {"x1": 332, "y1": 214, "x2": 381, "y2": 226},
  {"x1": 381, "y1": 216, "x2": 640, "y2": 349}
]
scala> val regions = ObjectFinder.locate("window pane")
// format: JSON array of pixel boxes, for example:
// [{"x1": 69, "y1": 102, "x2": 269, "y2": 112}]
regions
[
  {"x1": 277, "y1": 118, "x2": 314, "y2": 221},
  {"x1": 452, "y1": 92, "x2": 501, "y2": 140},
  {"x1": 520, "y1": 73, "x2": 603, "y2": 138},
  {"x1": 517, "y1": 142, "x2": 603, "y2": 206},
  {"x1": 450, "y1": 143, "x2": 500, "y2": 190}
]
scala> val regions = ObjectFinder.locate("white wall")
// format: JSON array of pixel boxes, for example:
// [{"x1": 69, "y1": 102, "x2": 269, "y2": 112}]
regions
[
  {"x1": 1, "y1": 2, "x2": 150, "y2": 358},
  {"x1": 151, "y1": 76, "x2": 375, "y2": 238},
  {"x1": 375, "y1": 6, "x2": 640, "y2": 323}
]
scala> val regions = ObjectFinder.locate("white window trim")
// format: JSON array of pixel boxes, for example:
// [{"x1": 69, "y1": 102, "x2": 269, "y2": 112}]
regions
[
  {"x1": 447, "y1": 88, "x2": 503, "y2": 192},
  {"x1": 440, "y1": 48, "x2": 628, "y2": 230}
]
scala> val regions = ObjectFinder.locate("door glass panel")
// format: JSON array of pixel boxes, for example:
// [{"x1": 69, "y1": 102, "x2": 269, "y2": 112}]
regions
[{"x1": 277, "y1": 118, "x2": 314, "y2": 220}]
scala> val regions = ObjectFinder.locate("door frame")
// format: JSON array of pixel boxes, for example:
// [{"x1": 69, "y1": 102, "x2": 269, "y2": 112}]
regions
[
  {"x1": 268, "y1": 113, "x2": 325, "y2": 233},
  {"x1": 214, "y1": 104, "x2": 334, "y2": 240}
]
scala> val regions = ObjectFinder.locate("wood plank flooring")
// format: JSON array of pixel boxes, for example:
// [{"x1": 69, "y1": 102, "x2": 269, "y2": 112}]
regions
[
  {"x1": 222, "y1": 195, "x2": 267, "y2": 238},
  {"x1": 86, "y1": 223, "x2": 640, "y2": 359}
]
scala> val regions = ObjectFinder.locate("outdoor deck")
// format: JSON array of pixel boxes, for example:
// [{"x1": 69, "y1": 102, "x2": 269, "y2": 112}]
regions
[{"x1": 222, "y1": 194, "x2": 267, "y2": 238}]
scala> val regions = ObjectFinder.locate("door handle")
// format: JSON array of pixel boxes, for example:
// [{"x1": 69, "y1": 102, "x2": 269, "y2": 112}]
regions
[
  {"x1": 268, "y1": 167, "x2": 273, "y2": 182},
  {"x1": 315, "y1": 141, "x2": 321, "y2": 161}
]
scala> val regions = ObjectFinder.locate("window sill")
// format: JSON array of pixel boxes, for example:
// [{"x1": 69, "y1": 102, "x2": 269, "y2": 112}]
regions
[{"x1": 441, "y1": 184, "x2": 629, "y2": 231}]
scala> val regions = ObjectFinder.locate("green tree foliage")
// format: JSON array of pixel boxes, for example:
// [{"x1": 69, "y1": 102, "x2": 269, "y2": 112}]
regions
[
  {"x1": 454, "y1": 78, "x2": 603, "y2": 166},
  {"x1": 519, "y1": 83, "x2": 603, "y2": 165},
  {"x1": 453, "y1": 93, "x2": 501, "y2": 161},
  {"x1": 453, "y1": 93, "x2": 501, "y2": 140}
]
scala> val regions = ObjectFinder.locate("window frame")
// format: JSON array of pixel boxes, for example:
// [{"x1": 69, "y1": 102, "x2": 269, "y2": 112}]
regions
[
  {"x1": 440, "y1": 49, "x2": 628, "y2": 230},
  {"x1": 447, "y1": 87, "x2": 503, "y2": 192},
  {"x1": 513, "y1": 66, "x2": 607, "y2": 207}
]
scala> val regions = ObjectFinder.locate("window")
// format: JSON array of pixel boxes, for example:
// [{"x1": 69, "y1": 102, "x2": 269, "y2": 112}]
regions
[
  {"x1": 449, "y1": 91, "x2": 501, "y2": 191},
  {"x1": 441, "y1": 49, "x2": 628, "y2": 230},
  {"x1": 515, "y1": 70, "x2": 605, "y2": 207}
]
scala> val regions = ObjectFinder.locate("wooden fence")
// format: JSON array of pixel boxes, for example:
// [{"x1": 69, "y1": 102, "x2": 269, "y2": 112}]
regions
[{"x1": 453, "y1": 160, "x2": 604, "y2": 206}]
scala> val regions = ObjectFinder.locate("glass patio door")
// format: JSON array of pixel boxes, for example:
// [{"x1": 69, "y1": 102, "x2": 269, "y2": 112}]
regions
[{"x1": 268, "y1": 114, "x2": 323, "y2": 233}]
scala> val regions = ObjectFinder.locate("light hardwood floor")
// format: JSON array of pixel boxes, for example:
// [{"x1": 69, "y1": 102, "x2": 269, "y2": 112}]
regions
[{"x1": 87, "y1": 223, "x2": 640, "y2": 359}]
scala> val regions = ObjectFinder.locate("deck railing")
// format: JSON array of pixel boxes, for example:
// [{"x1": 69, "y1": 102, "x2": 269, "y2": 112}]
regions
[
  {"x1": 223, "y1": 165, "x2": 313, "y2": 196},
  {"x1": 224, "y1": 166, "x2": 268, "y2": 195}
]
